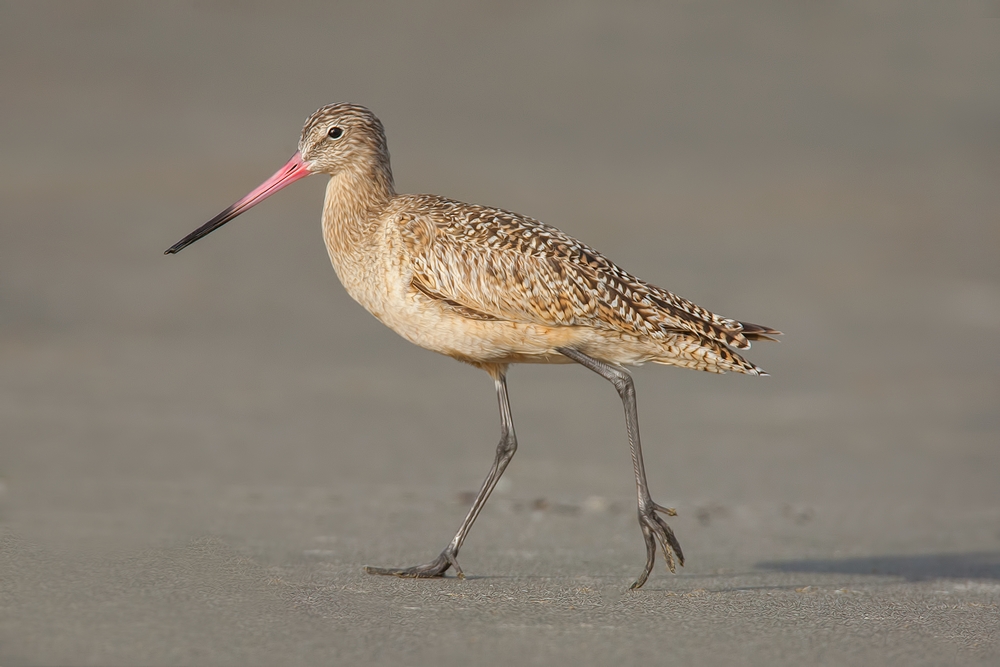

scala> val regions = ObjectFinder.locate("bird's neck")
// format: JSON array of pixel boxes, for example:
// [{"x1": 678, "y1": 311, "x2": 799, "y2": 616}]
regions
[{"x1": 321, "y1": 159, "x2": 396, "y2": 255}]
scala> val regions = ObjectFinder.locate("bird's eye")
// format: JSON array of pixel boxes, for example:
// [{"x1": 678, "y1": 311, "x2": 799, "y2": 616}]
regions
[{"x1": 328, "y1": 126, "x2": 343, "y2": 139}]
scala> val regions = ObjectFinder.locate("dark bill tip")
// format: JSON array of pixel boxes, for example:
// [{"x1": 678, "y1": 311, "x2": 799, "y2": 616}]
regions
[{"x1": 164, "y1": 204, "x2": 239, "y2": 254}]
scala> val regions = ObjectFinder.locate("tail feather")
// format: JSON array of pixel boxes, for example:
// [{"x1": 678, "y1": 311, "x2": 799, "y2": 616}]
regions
[{"x1": 651, "y1": 334, "x2": 768, "y2": 376}]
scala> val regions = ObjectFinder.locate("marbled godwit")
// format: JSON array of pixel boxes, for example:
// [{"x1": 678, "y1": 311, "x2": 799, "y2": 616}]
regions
[{"x1": 166, "y1": 103, "x2": 780, "y2": 589}]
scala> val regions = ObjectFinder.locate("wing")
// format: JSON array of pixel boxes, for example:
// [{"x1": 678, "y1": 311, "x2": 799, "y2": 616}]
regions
[{"x1": 397, "y1": 197, "x2": 763, "y2": 350}]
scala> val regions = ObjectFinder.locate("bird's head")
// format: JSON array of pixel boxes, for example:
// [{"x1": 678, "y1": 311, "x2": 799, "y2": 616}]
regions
[
  {"x1": 298, "y1": 103, "x2": 390, "y2": 177},
  {"x1": 164, "y1": 103, "x2": 388, "y2": 255}
]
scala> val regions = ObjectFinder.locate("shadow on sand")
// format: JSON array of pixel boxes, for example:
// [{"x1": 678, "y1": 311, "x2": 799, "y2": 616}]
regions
[{"x1": 756, "y1": 552, "x2": 1000, "y2": 581}]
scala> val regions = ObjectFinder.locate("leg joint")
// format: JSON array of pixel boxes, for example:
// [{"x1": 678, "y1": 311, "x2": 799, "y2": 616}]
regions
[
  {"x1": 496, "y1": 430, "x2": 517, "y2": 460},
  {"x1": 558, "y1": 347, "x2": 634, "y2": 395},
  {"x1": 610, "y1": 370, "x2": 633, "y2": 397}
]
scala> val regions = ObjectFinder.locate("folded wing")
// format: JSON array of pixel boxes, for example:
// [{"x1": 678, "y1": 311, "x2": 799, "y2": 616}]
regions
[{"x1": 399, "y1": 198, "x2": 779, "y2": 351}]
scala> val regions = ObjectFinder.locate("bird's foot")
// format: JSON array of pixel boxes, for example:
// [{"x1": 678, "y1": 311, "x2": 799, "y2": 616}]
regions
[
  {"x1": 364, "y1": 549, "x2": 464, "y2": 579},
  {"x1": 630, "y1": 502, "x2": 685, "y2": 590}
]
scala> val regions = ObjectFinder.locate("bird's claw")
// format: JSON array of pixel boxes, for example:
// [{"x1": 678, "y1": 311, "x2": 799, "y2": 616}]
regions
[
  {"x1": 630, "y1": 503, "x2": 684, "y2": 590},
  {"x1": 652, "y1": 502, "x2": 677, "y2": 516},
  {"x1": 365, "y1": 549, "x2": 464, "y2": 579}
]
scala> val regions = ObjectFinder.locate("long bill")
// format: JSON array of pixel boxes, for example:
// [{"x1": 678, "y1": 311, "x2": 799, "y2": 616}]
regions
[{"x1": 164, "y1": 152, "x2": 313, "y2": 255}]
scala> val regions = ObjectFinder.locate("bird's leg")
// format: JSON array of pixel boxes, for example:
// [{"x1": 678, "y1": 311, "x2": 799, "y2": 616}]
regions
[
  {"x1": 365, "y1": 368, "x2": 517, "y2": 579},
  {"x1": 558, "y1": 347, "x2": 684, "y2": 589}
]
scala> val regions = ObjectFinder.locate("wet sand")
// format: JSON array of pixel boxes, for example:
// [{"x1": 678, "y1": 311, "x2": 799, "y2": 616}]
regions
[{"x1": 1, "y1": 3, "x2": 998, "y2": 665}]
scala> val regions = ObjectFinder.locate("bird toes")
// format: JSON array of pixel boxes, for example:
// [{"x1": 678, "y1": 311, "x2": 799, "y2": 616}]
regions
[
  {"x1": 364, "y1": 549, "x2": 461, "y2": 579},
  {"x1": 631, "y1": 504, "x2": 685, "y2": 589}
]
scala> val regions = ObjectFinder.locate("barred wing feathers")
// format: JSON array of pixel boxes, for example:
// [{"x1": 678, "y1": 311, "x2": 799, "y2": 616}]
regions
[{"x1": 398, "y1": 197, "x2": 778, "y2": 358}]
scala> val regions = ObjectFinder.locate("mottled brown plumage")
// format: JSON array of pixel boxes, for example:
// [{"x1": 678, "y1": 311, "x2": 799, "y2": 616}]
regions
[
  {"x1": 166, "y1": 103, "x2": 780, "y2": 589},
  {"x1": 397, "y1": 196, "x2": 775, "y2": 372}
]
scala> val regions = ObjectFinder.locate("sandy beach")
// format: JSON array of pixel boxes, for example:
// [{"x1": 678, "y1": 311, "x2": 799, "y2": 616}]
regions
[{"x1": 1, "y1": 3, "x2": 998, "y2": 665}]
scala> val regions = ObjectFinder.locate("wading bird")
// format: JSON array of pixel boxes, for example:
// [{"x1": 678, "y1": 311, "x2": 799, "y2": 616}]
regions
[{"x1": 166, "y1": 103, "x2": 779, "y2": 589}]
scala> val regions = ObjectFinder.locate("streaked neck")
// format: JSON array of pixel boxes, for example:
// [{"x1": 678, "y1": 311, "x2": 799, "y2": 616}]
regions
[{"x1": 322, "y1": 160, "x2": 395, "y2": 254}]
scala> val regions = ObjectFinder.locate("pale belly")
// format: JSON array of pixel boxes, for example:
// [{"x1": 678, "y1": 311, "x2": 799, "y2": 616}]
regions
[
  {"x1": 370, "y1": 280, "x2": 582, "y2": 364},
  {"x1": 331, "y1": 255, "x2": 577, "y2": 364}
]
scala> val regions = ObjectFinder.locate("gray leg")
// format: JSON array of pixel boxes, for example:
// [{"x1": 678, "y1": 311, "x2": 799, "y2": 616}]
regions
[
  {"x1": 365, "y1": 369, "x2": 517, "y2": 579},
  {"x1": 558, "y1": 347, "x2": 684, "y2": 589}
]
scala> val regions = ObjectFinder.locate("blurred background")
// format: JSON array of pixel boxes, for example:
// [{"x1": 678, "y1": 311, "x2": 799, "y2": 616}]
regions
[{"x1": 1, "y1": 3, "x2": 998, "y2": 665}]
